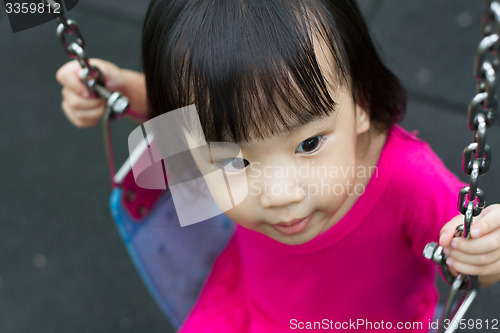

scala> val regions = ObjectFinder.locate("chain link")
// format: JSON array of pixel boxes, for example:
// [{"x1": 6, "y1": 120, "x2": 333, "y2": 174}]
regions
[
  {"x1": 462, "y1": 0, "x2": 498, "y2": 238},
  {"x1": 41, "y1": 0, "x2": 148, "y2": 186},
  {"x1": 39, "y1": 0, "x2": 130, "y2": 113},
  {"x1": 422, "y1": 1, "x2": 499, "y2": 332}
]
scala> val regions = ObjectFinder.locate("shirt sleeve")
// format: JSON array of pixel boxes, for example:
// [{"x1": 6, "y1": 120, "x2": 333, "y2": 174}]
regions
[{"x1": 397, "y1": 140, "x2": 466, "y2": 260}]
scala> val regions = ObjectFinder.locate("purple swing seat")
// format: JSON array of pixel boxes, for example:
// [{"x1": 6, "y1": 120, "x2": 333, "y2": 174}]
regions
[{"x1": 109, "y1": 158, "x2": 234, "y2": 328}]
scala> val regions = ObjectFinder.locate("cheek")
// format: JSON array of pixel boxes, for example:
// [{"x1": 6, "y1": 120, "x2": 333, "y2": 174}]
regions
[
  {"x1": 219, "y1": 169, "x2": 266, "y2": 229},
  {"x1": 223, "y1": 199, "x2": 259, "y2": 229},
  {"x1": 303, "y1": 143, "x2": 357, "y2": 206},
  {"x1": 203, "y1": 170, "x2": 254, "y2": 217}
]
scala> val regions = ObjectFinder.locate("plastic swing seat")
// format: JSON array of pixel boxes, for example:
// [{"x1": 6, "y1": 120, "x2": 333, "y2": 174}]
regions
[{"x1": 108, "y1": 142, "x2": 235, "y2": 328}]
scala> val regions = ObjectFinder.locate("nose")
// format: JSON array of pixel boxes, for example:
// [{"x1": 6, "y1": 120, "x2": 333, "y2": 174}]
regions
[{"x1": 258, "y1": 173, "x2": 306, "y2": 208}]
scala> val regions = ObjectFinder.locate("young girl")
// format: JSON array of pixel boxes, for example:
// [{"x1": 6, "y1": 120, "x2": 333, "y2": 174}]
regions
[{"x1": 56, "y1": 0, "x2": 500, "y2": 331}]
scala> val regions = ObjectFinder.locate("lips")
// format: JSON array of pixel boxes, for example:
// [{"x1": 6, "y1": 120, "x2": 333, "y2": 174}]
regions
[{"x1": 272, "y1": 215, "x2": 313, "y2": 236}]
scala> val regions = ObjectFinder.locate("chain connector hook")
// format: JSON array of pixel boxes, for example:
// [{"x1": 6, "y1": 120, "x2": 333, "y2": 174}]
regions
[{"x1": 423, "y1": 224, "x2": 479, "y2": 333}]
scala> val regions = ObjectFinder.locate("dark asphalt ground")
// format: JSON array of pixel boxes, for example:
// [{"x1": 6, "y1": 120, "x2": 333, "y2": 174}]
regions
[{"x1": 1, "y1": 1, "x2": 499, "y2": 332}]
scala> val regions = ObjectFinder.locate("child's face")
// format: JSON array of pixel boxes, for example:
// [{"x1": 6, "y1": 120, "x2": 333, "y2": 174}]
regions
[
  {"x1": 185, "y1": 86, "x2": 370, "y2": 245},
  {"x1": 183, "y1": 34, "x2": 371, "y2": 245}
]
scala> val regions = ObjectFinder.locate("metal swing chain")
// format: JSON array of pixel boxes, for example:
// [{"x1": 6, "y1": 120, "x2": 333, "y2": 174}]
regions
[
  {"x1": 423, "y1": 1, "x2": 498, "y2": 332},
  {"x1": 40, "y1": 0, "x2": 131, "y2": 115},
  {"x1": 40, "y1": 0, "x2": 146, "y2": 186}
]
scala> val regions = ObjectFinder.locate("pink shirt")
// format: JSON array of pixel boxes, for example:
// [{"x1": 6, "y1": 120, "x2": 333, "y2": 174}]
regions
[{"x1": 179, "y1": 125, "x2": 464, "y2": 332}]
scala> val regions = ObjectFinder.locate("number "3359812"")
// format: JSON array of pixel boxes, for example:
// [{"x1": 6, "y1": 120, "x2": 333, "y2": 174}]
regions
[{"x1": 5, "y1": 2, "x2": 60, "y2": 14}]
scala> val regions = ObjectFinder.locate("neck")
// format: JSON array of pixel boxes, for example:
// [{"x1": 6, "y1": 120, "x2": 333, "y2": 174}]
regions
[
  {"x1": 356, "y1": 125, "x2": 388, "y2": 176},
  {"x1": 323, "y1": 125, "x2": 388, "y2": 229}
]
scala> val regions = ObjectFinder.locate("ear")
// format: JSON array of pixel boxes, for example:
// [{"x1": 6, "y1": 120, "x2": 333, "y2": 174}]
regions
[{"x1": 355, "y1": 105, "x2": 370, "y2": 135}]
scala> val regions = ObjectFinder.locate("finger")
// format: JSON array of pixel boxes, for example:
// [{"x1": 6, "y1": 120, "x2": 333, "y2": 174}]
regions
[
  {"x1": 447, "y1": 255, "x2": 500, "y2": 276},
  {"x1": 470, "y1": 204, "x2": 500, "y2": 238},
  {"x1": 448, "y1": 265, "x2": 458, "y2": 277},
  {"x1": 444, "y1": 246, "x2": 500, "y2": 266},
  {"x1": 62, "y1": 101, "x2": 100, "y2": 128},
  {"x1": 439, "y1": 215, "x2": 464, "y2": 248},
  {"x1": 61, "y1": 87, "x2": 104, "y2": 111},
  {"x1": 73, "y1": 107, "x2": 107, "y2": 122},
  {"x1": 449, "y1": 230, "x2": 500, "y2": 254},
  {"x1": 56, "y1": 61, "x2": 90, "y2": 98}
]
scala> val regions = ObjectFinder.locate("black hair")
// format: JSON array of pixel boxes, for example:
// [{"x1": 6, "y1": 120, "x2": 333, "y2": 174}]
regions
[{"x1": 142, "y1": 0, "x2": 406, "y2": 143}]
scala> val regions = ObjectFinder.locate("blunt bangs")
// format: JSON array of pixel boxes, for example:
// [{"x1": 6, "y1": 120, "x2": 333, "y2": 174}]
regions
[{"x1": 142, "y1": 0, "x2": 407, "y2": 142}]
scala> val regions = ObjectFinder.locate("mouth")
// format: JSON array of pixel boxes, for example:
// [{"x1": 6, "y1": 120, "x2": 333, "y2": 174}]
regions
[{"x1": 272, "y1": 214, "x2": 313, "y2": 236}]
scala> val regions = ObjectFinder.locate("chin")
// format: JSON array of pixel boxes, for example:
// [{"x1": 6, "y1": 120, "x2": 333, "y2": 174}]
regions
[{"x1": 267, "y1": 227, "x2": 319, "y2": 246}]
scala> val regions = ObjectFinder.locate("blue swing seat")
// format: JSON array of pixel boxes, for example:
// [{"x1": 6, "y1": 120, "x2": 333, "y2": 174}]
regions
[{"x1": 109, "y1": 181, "x2": 234, "y2": 328}]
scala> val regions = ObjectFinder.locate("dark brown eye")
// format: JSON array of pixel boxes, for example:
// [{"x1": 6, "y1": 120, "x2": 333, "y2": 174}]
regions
[{"x1": 296, "y1": 136, "x2": 325, "y2": 154}]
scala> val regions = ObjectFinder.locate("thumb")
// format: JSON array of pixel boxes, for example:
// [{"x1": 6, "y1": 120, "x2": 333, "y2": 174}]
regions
[{"x1": 439, "y1": 214, "x2": 464, "y2": 248}]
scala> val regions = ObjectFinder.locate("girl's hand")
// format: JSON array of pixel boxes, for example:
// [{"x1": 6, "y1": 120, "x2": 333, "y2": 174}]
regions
[
  {"x1": 56, "y1": 58, "x2": 148, "y2": 127},
  {"x1": 56, "y1": 58, "x2": 126, "y2": 127},
  {"x1": 439, "y1": 204, "x2": 500, "y2": 288}
]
